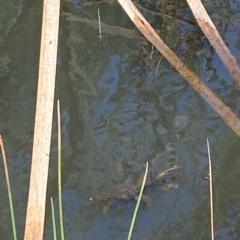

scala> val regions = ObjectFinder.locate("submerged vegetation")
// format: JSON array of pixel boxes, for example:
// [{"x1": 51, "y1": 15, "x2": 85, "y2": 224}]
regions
[
  {"x1": 1, "y1": 132, "x2": 216, "y2": 239},
  {"x1": 84, "y1": 164, "x2": 180, "y2": 214},
  {"x1": 1, "y1": 0, "x2": 239, "y2": 239}
]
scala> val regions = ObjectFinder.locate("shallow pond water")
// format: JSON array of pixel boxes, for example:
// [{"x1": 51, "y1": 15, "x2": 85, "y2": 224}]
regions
[{"x1": 1, "y1": 0, "x2": 240, "y2": 239}]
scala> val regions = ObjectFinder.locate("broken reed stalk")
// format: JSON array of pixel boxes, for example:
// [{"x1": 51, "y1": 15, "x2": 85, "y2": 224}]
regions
[
  {"x1": 128, "y1": 161, "x2": 148, "y2": 240},
  {"x1": 24, "y1": 0, "x2": 60, "y2": 239},
  {"x1": 117, "y1": 0, "x2": 240, "y2": 138},
  {"x1": 0, "y1": 135, "x2": 17, "y2": 240},
  {"x1": 57, "y1": 100, "x2": 65, "y2": 240},
  {"x1": 186, "y1": 0, "x2": 240, "y2": 87},
  {"x1": 207, "y1": 139, "x2": 214, "y2": 240}
]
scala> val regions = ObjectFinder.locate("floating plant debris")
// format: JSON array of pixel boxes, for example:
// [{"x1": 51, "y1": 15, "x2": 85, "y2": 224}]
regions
[{"x1": 84, "y1": 164, "x2": 180, "y2": 214}]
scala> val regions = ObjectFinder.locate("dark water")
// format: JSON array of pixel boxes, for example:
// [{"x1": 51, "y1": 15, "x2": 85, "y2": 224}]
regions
[{"x1": 1, "y1": 0, "x2": 240, "y2": 239}]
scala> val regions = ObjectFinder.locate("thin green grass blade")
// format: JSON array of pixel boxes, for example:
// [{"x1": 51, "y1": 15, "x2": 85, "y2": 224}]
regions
[
  {"x1": 128, "y1": 161, "x2": 148, "y2": 240},
  {"x1": 57, "y1": 100, "x2": 65, "y2": 240},
  {"x1": 207, "y1": 138, "x2": 215, "y2": 240},
  {"x1": 51, "y1": 197, "x2": 57, "y2": 240},
  {"x1": 0, "y1": 135, "x2": 17, "y2": 240}
]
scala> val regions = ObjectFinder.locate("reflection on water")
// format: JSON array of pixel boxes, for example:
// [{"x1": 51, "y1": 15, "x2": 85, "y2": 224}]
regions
[{"x1": 1, "y1": 0, "x2": 240, "y2": 239}]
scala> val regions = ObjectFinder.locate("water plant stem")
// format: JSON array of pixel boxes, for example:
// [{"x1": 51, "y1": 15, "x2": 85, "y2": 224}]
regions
[
  {"x1": 57, "y1": 100, "x2": 65, "y2": 240},
  {"x1": 128, "y1": 161, "x2": 148, "y2": 240},
  {"x1": 117, "y1": 0, "x2": 240, "y2": 137},
  {"x1": 207, "y1": 138, "x2": 214, "y2": 240},
  {"x1": 98, "y1": 8, "x2": 102, "y2": 39},
  {"x1": 98, "y1": 8, "x2": 103, "y2": 58},
  {"x1": 0, "y1": 135, "x2": 17, "y2": 240},
  {"x1": 24, "y1": 0, "x2": 60, "y2": 238},
  {"x1": 51, "y1": 197, "x2": 57, "y2": 240}
]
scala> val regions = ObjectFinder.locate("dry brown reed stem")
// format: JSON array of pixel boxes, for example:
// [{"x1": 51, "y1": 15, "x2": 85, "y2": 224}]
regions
[
  {"x1": 207, "y1": 139, "x2": 214, "y2": 240},
  {"x1": 186, "y1": 0, "x2": 240, "y2": 88},
  {"x1": 24, "y1": 0, "x2": 60, "y2": 239},
  {"x1": 117, "y1": 0, "x2": 240, "y2": 137}
]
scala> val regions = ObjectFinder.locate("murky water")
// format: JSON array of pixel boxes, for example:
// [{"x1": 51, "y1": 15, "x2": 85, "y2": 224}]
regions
[{"x1": 1, "y1": 0, "x2": 240, "y2": 239}]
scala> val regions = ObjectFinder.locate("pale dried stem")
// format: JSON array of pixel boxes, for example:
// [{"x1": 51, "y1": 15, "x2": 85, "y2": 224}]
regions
[
  {"x1": 186, "y1": 0, "x2": 240, "y2": 87},
  {"x1": 117, "y1": 0, "x2": 240, "y2": 137},
  {"x1": 24, "y1": 0, "x2": 60, "y2": 239}
]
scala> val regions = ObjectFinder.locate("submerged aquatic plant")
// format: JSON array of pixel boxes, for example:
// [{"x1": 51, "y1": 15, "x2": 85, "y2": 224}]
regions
[
  {"x1": 84, "y1": 164, "x2": 179, "y2": 213},
  {"x1": 98, "y1": 8, "x2": 103, "y2": 39}
]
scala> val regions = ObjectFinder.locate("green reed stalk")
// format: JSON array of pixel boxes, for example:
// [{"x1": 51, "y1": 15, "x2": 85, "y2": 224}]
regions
[
  {"x1": 128, "y1": 161, "x2": 148, "y2": 240},
  {"x1": 0, "y1": 135, "x2": 17, "y2": 240},
  {"x1": 51, "y1": 197, "x2": 57, "y2": 240},
  {"x1": 57, "y1": 100, "x2": 65, "y2": 240},
  {"x1": 207, "y1": 138, "x2": 214, "y2": 240}
]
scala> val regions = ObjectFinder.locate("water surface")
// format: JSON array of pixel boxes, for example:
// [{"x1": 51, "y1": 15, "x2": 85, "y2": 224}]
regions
[{"x1": 1, "y1": 0, "x2": 240, "y2": 239}]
